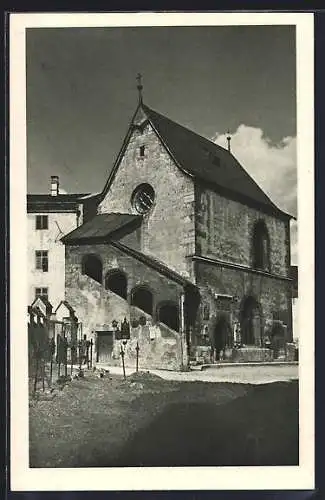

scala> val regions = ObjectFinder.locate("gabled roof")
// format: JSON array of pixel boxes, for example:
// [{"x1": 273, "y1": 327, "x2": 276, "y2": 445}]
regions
[
  {"x1": 55, "y1": 300, "x2": 76, "y2": 316},
  {"x1": 143, "y1": 105, "x2": 291, "y2": 218},
  {"x1": 100, "y1": 103, "x2": 292, "y2": 219},
  {"x1": 111, "y1": 241, "x2": 196, "y2": 289},
  {"x1": 61, "y1": 213, "x2": 141, "y2": 245},
  {"x1": 31, "y1": 296, "x2": 53, "y2": 313},
  {"x1": 27, "y1": 193, "x2": 91, "y2": 213}
]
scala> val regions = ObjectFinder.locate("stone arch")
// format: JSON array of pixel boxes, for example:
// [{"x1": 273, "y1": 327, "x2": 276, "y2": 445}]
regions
[
  {"x1": 81, "y1": 254, "x2": 102, "y2": 284},
  {"x1": 104, "y1": 269, "x2": 127, "y2": 299},
  {"x1": 240, "y1": 295, "x2": 263, "y2": 346},
  {"x1": 252, "y1": 220, "x2": 270, "y2": 271},
  {"x1": 131, "y1": 285, "x2": 153, "y2": 316},
  {"x1": 157, "y1": 301, "x2": 179, "y2": 332}
]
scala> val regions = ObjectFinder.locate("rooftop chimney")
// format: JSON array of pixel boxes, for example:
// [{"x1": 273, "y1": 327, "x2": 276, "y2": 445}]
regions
[{"x1": 50, "y1": 176, "x2": 59, "y2": 196}]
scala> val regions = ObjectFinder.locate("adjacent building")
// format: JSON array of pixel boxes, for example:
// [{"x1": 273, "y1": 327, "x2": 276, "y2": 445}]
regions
[{"x1": 27, "y1": 175, "x2": 98, "y2": 307}]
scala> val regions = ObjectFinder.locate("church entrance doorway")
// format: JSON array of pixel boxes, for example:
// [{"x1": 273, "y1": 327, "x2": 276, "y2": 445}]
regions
[
  {"x1": 270, "y1": 321, "x2": 286, "y2": 359},
  {"x1": 213, "y1": 315, "x2": 231, "y2": 360},
  {"x1": 240, "y1": 296, "x2": 262, "y2": 346},
  {"x1": 96, "y1": 331, "x2": 114, "y2": 364}
]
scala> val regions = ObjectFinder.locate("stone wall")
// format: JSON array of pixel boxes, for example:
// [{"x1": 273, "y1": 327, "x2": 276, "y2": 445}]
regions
[
  {"x1": 195, "y1": 261, "x2": 293, "y2": 346},
  {"x1": 65, "y1": 243, "x2": 183, "y2": 317},
  {"x1": 65, "y1": 267, "x2": 130, "y2": 337},
  {"x1": 65, "y1": 244, "x2": 185, "y2": 370},
  {"x1": 112, "y1": 306, "x2": 183, "y2": 371},
  {"x1": 195, "y1": 186, "x2": 290, "y2": 277},
  {"x1": 98, "y1": 122, "x2": 196, "y2": 280}
]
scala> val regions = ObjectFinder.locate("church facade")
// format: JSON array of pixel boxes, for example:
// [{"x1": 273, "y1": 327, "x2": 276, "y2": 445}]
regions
[{"x1": 61, "y1": 97, "x2": 294, "y2": 370}]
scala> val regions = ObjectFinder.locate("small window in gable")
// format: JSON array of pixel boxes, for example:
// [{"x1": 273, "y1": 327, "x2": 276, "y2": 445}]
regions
[{"x1": 139, "y1": 145, "x2": 145, "y2": 157}]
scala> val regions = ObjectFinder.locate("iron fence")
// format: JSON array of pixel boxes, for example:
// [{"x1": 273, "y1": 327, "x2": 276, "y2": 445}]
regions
[{"x1": 28, "y1": 310, "x2": 93, "y2": 393}]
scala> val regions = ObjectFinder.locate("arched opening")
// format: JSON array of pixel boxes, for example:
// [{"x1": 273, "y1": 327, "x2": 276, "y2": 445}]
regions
[
  {"x1": 252, "y1": 220, "x2": 270, "y2": 271},
  {"x1": 105, "y1": 270, "x2": 127, "y2": 299},
  {"x1": 213, "y1": 315, "x2": 232, "y2": 359},
  {"x1": 269, "y1": 320, "x2": 286, "y2": 359},
  {"x1": 131, "y1": 286, "x2": 153, "y2": 316},
  {"x1": 81, "y1": 254, "x2": 102, "y2": 284},
  {"x1": 157, "y1": 302, "x2": 179, "y2": 332},
  {"x1": 240, "y1": 296, "x2": 263, "y2": 346}
]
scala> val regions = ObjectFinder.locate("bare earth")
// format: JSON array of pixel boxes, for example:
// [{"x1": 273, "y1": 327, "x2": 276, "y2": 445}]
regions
[{"x1": 29, "y1": 368, "x2": 299, "y2": 468}]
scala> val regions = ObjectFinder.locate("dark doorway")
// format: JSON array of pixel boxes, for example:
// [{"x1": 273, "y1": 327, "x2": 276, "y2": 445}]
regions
[
  {"x1": 157, "y1": 302, "x2": 179, "y2": 332},
  {"x1": 240, "y1": 296, "x2": 262, "y2": 345},
  {"x1": 270, "y1": 321, "x2": 286, "y2": 359},
  {"x1": 131, "y1": 286, "x2": 153, "y2": 316},
  {"x1": 214, "y1": 315, "x2": 232, "y2": 351},
  {"x1": 105, "y1": 270, "x2": 127, "y2": 299},
  {"x1": 96, "y1": 331, "x2": 114, "y2": 363},
  {"x1": 82, "y1": 254, "x2": 102, "y2": 284}
]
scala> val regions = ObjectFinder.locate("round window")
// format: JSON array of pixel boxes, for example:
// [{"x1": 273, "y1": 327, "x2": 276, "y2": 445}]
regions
[{"x1": 131, "y1": 183, "x2": 155, "y2": 214}]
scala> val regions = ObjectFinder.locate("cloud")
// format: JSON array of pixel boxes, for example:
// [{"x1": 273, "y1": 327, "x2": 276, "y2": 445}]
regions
[
  {"x1": 213, "y1": 125, "x2": 297, "y2": 264},
  {"x1": 59, "y1": 187, "x2": 68, "y2": 194}
]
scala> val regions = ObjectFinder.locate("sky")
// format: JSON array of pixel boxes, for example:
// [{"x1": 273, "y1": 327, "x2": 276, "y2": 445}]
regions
[{"x1": 26, "y1": 25, "x2": 297, "y2": 261}]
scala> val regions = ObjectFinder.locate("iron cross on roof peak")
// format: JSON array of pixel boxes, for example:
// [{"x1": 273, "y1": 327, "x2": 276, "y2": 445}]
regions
[
  {"x1": 226, "y1": 129, "x2": 232, "y2": 153},
  {"x1": 136, "y1": 73, "x2": 143, "y2": 104}
]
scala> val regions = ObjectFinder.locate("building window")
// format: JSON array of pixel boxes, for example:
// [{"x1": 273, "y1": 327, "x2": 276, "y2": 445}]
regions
[
  {"x1": 131, "y1": 286, "x2": 153, "y2": 315},
  {"x1": 81, "y1": 254, "x2": 102, "y2": 284},
  {"x1": 35, "y1": 287, "x2": 48, "y2": 300},
  {"x1": 105, "y1": 270, "x2": 127, "y2": 299},
  {"x1": 131, "y1": 183, "x2": 155, "y2": 214},
  {"x1": 35, "y1": 250, "x2": 48, "y2": 272},
  {"x1": 139, "y1": 145, "x2": 145, "y2": 157},
  {"x1": 252, "y1": 220, "x2": 270, "y2": 271},
  {"x1": 35, "y1": 215, "x2": 48, "y2": 230}
]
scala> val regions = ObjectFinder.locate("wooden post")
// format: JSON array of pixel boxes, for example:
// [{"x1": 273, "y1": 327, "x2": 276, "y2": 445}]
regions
[
  {"x1": 50, "y1": 353, "x2": 53, "y2": 386},
  {"x1": 78, "y1": 341, "x2": 82, "y2": 371},
  {"x1": 70, "y1": 345, "x2": 73, "y2": 376},
  {"x1": 179, "y1": 291, "x2": 187, "y2": 370},
  {"x1": 87, "y1": 341, "x2": 90, "y2": 370},
  {"x1": 42, "y1": 362, "x2": 45, "y2": 392},
  {"x1": 120, "y1": 344, "x2": 126, "y2": 379},
  {"x1": 33, "y1": 353, "x2": 39, "y2": 394},
  {"x1": 90, "y1": 339, "x2": 93, "y2": 369},
  {"x1": 64, "y1": 340, "x2": 68, "y2": 377},
  {"x1": 136, "y1": 341, "x2": 139, "y2": 373}
]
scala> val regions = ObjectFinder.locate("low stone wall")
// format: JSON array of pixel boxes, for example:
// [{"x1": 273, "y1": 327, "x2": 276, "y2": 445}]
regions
[
  {"x1": 112, "y1": 306, "x2": 183, "y2": 371},
  {"x1": 195, "y1": 345, "x2": 211, "y2": 364},
  {"x1": 231, "y1": 347, "x2": 274, "y2": 363}
]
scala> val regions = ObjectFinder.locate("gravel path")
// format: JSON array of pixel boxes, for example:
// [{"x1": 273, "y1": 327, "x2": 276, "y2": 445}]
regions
[{"x1": 97, "y1": 363, "x2": 299, "y2": 384}]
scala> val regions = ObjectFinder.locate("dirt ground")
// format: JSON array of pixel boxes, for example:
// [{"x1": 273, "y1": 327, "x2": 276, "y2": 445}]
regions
[{"x1": 29, "y1": 370, "x2": 299, "y2": 468}]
